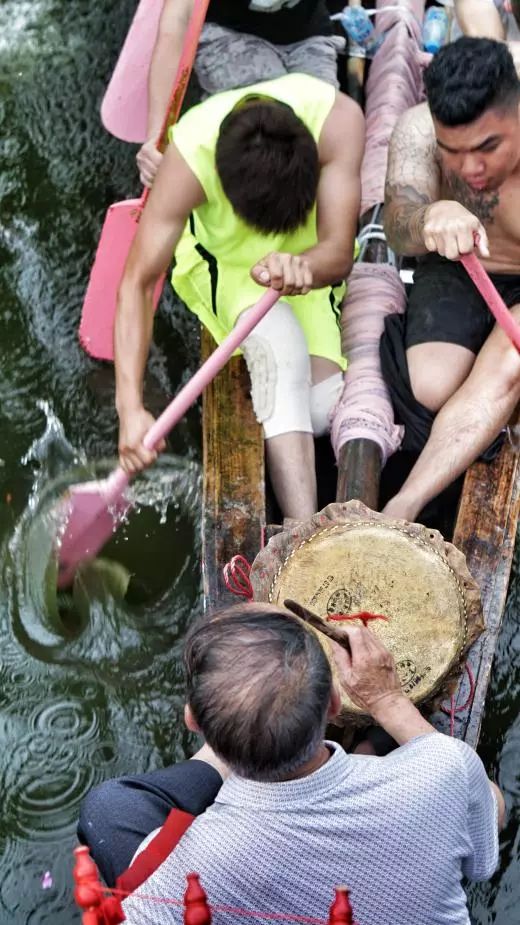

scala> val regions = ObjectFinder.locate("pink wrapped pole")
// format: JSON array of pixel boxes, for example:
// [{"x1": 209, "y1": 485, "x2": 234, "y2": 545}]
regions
[
  {"x1": 333, "y1": 0, "x2": 426, "y2": 505},
  {"x1": 361, "y1": 1, "x2": 427, "y2": 214},
  {"x1": 332, "y1": 263, "x2": 406, "y2": 493}
]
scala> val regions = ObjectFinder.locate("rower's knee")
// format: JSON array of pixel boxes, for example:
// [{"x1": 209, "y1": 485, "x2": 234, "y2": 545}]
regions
[
  {"x1": 241, "y1": 301, "x2": 313, "y2": 438},
  {"x1": 493, "y1": 343, "x2": 520, "y2": 401},
  {"x1": 78, "y1": 780, "x2": 124, "y2": 882},
  {"x1": 407, "y1": 343, "x2": 476, "y2": 412}
]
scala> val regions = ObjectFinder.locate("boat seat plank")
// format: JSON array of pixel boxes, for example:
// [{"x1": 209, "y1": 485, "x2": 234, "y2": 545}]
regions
[{"x1": 201, "y1": 327, "x2": 265, "y2": 609}]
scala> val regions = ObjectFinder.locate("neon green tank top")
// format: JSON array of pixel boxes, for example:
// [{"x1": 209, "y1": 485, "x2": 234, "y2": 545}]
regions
[{"x1": 170, "y1": 73, "x2": 336, "y2": 266}]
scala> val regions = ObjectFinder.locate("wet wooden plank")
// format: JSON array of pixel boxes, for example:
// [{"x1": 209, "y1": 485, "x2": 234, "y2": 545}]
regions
[
  {"x1": 201, "y1": 327, "x2": 265, "y2": 611},
  {"x1": 432, "y1": 427, "x2": 520, "y2": 745}
]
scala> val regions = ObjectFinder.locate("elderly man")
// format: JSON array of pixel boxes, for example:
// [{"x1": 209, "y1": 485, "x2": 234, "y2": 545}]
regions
[
  {"x1": 381, "y1": 37, "x2": 520, "y2": 521},
  {"x1": 79, "y1": 604, "x2": 503, "y2": 925},
  {"x1": 137, "y1": 0, "x2": 345, "y2": 187},
  {"x1": 116, "y1": 73, "x2": 363, "y2": 521}
]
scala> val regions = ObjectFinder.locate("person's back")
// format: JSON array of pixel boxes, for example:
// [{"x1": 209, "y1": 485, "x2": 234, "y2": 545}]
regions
[
  {"x1": 118, "y1": 608, "x2": 499, "y2": 925},
  {"x1": 122, "y1": 735, "x2": 496, "y2": 925}
]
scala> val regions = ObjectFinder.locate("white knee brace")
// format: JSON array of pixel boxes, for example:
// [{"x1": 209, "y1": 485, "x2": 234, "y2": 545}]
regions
[
  {"x1": 240, "y1": 301, "x2": 313, "y2": 439},
  {"x1": 240, "y1": 303, "x2": 344, "y2": 439},
  {"x1": 310, "y1": 372, "x2": 344, "y2": 437}
]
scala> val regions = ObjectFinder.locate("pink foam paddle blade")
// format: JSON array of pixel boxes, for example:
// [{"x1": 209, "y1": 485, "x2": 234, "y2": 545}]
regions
[
  {"x1": 460, "y1": 253, "x2": 520, "y2": 352},
  {"x1": 58, "y1": 288, "x2": 279, "y2": 588},
  {"x1": 78, "y1": 198, "x2": 164, "y2": 361},
  {"x1": 81, "y1": 0, "x2": 211, "y2": 361},
  {"x1": 101, "y1": 0, "x2": 164, "y2": 143}
]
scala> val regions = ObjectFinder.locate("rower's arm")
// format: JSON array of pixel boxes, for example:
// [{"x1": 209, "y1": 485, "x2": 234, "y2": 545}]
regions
[
  {"x1": 454, "y1": 0, "x2": 505, "y2": 39},
  {"x1": 147, "y1": 0, "x2": 194, "y2": 141},
  {"x1": 300, "y1": 92, "x2": 365, "y2": 287},
  {"x1": 384, "y1": 105, "x2": 441, "y2": 256},
  {"x1": 115, "y1": 144, "x2": 205, "y2": 417}
]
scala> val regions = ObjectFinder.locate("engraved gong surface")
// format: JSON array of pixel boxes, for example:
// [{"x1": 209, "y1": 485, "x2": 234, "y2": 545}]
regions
[{"x1": 268, "y1": 523, "x2": 467, "y2": 711}]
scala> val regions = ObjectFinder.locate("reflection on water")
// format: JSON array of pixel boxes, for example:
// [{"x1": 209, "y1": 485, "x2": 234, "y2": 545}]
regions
[{"x1": 0, "y1": 0, "x2": 518, "y2": 923}]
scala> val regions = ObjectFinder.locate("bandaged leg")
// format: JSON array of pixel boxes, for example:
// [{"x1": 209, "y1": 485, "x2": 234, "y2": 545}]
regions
[{"x1": 239, "y1": 301, "x2": 316, "y2": 519}]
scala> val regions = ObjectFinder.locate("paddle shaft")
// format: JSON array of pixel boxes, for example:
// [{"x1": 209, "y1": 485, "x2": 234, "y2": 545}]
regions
[
  {"x1": 141, "y1": 0, "x2": 211, "y2": 210},
  {"x1": 104, "y1": 288, "x2": 279, "y2": 503},
  {"x1": 460, "y1": 253, "x2": 520, "y2": 352}
]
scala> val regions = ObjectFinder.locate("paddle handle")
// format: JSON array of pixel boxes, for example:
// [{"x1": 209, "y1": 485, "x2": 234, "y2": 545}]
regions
[
  {"x1": 141, "y1": 0, "x2": 211, "y2": 209},
  {"x1": 104, "y1": 288, "x2": 279, "y2": 503},
  {"x1": 460, "y1": 253, "x2": 520, "y2": 352}
]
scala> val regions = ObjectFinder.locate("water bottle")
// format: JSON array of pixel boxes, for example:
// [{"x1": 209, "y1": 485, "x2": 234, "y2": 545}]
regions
[
  {"x1": 422, "y1": 7, "x2": 449, "y2": 54},
  {"x1": 337, "y1": 7, "x2": 384, "y2": 57}
]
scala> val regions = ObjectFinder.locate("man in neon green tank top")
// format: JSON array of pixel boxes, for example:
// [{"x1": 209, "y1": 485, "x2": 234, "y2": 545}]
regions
[{"x1": 115, "y1": 73, "x2": 364, "y2": 519}]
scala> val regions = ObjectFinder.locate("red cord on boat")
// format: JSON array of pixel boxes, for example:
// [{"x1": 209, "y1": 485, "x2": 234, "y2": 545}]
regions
[
  {"x1": 73, "y1": 848, "x2": 355, "y2": 925},
  {"x1": 440, "y1": 663, "x2": 476, "y2": 736},
  {"x1": 223, "y1": 555, "x2": 254, "y2": 600},
  {"x1": 328, "y1": 612, "x2": 389, "y2": 628}
]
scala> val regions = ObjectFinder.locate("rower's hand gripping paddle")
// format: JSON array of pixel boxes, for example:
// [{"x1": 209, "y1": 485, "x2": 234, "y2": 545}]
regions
[{"x1": 58, "y1": 288, "x2": 279, "y2": 589}]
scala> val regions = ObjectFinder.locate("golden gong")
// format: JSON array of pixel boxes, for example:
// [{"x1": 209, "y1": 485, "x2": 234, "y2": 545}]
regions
[{"x1": 250, "y1": 501, "x2": 483, "y2": 724}]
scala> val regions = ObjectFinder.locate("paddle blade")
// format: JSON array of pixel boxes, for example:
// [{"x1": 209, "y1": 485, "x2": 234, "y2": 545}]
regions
[
  {"x1": 79, "y1": 199, "x2": 165, "y2": 361},
  {"x1": 101, "y1": 0, "x2": 163, "y2": 142},
  {"x1": 57, "y1": 479, "x2": 131, "y2": 590}
]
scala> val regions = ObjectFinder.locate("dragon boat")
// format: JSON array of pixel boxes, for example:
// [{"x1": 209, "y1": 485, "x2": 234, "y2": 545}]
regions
[{"x1": 200, "y1": 0, "x2": 520, "y2": 747}]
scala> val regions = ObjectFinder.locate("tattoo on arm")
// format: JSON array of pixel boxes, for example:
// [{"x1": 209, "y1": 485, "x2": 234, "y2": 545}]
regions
[
  {"x1": 384, "y1": 182, "x2": 431, "y2": 253},
  {"x1": 383, "y1": 108, "x2": 439, "y2": 255}
]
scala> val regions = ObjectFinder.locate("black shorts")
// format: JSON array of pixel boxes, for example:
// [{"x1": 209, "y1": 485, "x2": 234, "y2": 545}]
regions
[
  {"x1": 379, "y1": 253, "x2": 513, "y2": 458},
  {"x1": 406, "y1": 253, "x2": 520, "y2": 353}
]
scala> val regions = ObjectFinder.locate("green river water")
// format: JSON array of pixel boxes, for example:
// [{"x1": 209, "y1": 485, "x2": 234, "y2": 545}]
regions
[{"x1": 0, "y1": 1, "x2": 518, "y2": 922}]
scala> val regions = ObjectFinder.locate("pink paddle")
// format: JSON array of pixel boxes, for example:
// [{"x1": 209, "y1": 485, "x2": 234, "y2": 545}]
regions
[
  {"x1": 58, "y1": 288, "x2": 278, "y2": 589},
  {"x1": 460, "y1": 253, "x2": 520, "y2": 352},
  {"x1": 101, "y1": 0, "x2": 164, "y2": 143},
  {"x1": 80, "y1": 0, "x2": 210, "y2": 361}
]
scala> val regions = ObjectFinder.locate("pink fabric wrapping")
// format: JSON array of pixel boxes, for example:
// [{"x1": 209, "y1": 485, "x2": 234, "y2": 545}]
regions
[
  {"x1": 361, "y1": 0, "x2": 427, "y2": 215},
  {"x1": 330, "y1": 263, "x2": 406, "y2": 465},
  {"x1": 331, "y1": 0, "x2": 428, "y2": 466}
]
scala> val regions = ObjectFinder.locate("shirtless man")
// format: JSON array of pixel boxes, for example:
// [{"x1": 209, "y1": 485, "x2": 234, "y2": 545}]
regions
[
  {"x1": 137, "y1": 0, "x2": 344, "y2": 186},
  {"x1": 116, "y1": 73, "x2": 363, "y2": 520},
  {"x1": 381, "y1": 37, "x2": 520, "y2": 522}
]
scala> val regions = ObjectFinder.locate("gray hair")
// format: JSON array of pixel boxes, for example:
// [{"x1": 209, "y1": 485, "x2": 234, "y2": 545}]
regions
[{"x1": 184, "y1": 605, "x2": 332, "y2": 781}]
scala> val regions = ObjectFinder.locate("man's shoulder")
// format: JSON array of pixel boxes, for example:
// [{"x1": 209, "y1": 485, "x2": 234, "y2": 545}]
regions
[
  {"x1": 394, "y1": 102, "x2": 435, "y2": 140},
  {"x1": 393, "y1": 732, "x2": 469, "y2": 770},
  {"x1": 320, "y1": 91, "x2": 364, "y2": 159}
]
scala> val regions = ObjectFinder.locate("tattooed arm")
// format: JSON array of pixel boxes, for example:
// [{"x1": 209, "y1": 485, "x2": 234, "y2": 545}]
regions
[{"x1": 384, "y1": 105, "x2": 441, "y2": 256}]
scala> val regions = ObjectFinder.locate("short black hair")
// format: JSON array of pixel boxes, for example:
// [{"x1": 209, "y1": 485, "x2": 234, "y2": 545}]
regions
[
  {"x1": 215, "y1": 97, "x2": 320, "y2": 235},
  {"x1": 424, "y1": 37, "x2": 520, "y2": 126},
  {"x1": 184, "y1": 605, "x2": 332, "y2": 781}
]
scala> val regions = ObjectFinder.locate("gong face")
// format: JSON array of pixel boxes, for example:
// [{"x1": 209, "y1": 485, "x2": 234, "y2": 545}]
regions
[{"x1": 267, "y1": 523, "x2": 468, "y2": 713}]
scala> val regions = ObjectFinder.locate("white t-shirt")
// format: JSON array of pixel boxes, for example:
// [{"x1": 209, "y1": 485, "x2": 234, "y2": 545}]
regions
[{"x1": 122, "y1": 734, "x2": 498, "y2": 925}]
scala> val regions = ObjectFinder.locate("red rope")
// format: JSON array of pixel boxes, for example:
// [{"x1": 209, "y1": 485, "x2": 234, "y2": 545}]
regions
[
  {"x1": 440, "y1": 663, "x2": 476, "y2": 736},
  {"x1": 105, "y1": 887, "x2": 329, "y2": 923},
  {"x1": 223, "y1": 555, "x2": 254, "y2": 600}
]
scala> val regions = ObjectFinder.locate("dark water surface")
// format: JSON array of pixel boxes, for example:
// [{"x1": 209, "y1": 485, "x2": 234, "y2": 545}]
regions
[{"x1": 0, "y1": 1, "x2": 518, "y2": 922}]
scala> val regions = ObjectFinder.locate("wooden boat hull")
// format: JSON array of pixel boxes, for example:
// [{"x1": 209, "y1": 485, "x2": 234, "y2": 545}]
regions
[{"x1": 201, "y1": 325, "x2": 520, "y2": 746}]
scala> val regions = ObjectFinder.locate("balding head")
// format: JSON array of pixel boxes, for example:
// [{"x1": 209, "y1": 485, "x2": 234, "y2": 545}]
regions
[{"x1": 184, "y1": 604, "x2": 332, "y2": 781}]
